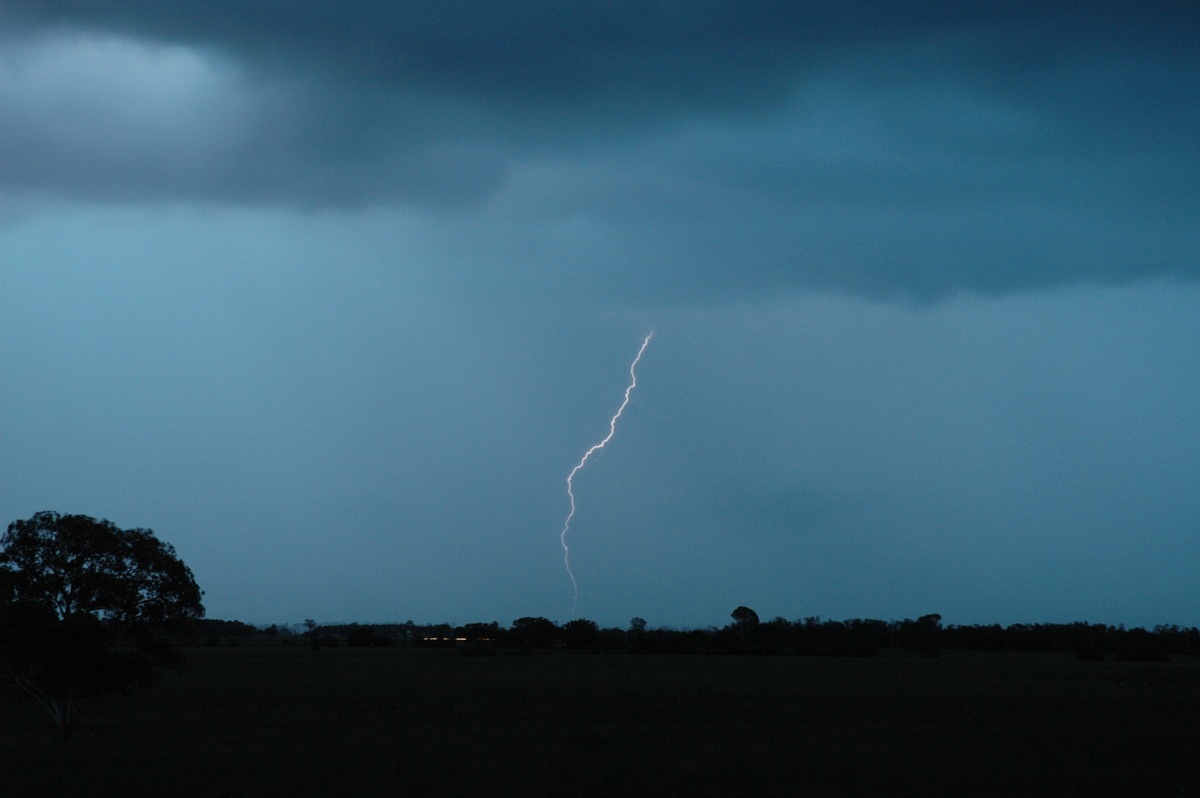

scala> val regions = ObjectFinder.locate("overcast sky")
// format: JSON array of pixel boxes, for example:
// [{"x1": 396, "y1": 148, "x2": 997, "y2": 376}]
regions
[{"x1": 2, "y1": 2, "x2": 1198, "y2": 630}]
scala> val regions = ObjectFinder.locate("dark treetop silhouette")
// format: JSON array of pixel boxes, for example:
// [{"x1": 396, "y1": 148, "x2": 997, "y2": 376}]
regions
[{"x1": 0, "y1": 511, "x2": 204, "y2": 736}]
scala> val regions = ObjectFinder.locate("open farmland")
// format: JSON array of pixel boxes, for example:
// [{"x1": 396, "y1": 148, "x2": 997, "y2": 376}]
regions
[{"x1": 2, "y1": 645, "x2": 1198, "y2": 796}]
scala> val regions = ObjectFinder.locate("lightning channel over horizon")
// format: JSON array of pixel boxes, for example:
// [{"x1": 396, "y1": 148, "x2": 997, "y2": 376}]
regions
[{"x1": 560, "y1": 332, "x2": 653, "y2": 617}]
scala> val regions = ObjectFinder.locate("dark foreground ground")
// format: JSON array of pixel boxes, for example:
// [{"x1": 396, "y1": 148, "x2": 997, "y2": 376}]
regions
[{"x1": 2, "y1": 645, "x2": 1198, "y2": 796}]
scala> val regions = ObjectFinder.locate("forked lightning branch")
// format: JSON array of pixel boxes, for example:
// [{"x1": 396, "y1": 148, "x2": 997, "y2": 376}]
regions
[{"x1": 559, "y1": 332, "x2": 653, "y2": 616}]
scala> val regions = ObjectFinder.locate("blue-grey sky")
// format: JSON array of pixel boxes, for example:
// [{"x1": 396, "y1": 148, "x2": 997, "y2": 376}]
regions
[{"x1": 2, "y1": 2, "x2": 1198, "y2": 629}]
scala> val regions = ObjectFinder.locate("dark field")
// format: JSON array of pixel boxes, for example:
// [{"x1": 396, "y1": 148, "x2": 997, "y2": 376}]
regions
[{"x1": 3, "y1": 645, "x2": 1198, "y2": 796}]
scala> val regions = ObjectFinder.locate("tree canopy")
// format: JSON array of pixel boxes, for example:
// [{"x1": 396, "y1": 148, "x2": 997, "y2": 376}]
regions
[{"x1": 0, "y1": 511, "x2": 204, "y2": 736}]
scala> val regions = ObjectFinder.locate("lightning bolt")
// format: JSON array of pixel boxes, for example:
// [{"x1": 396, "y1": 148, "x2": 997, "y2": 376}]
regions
[{"x1": 561, "y1": 332, "x2": 653, "y2": 615}]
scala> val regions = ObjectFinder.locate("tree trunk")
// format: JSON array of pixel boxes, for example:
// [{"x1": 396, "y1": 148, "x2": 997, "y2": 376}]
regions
[{"x1": 49, "y1": 694, "x2": 78, "y2": 737}]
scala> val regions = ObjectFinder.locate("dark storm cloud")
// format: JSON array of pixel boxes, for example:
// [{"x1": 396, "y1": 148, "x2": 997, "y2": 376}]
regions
[
  {"x1": 0, "y1": 1, "x2": 884, "y2": 110},
  {"x1": 1, "y1": 1, "x2": 1197, "y2": 297},
  {"x1": 7, "y1": 2, "x2": 1197, "y2": 141}
]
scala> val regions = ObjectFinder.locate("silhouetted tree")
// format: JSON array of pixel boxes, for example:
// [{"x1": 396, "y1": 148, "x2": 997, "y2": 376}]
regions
[
  {"x1": 562, "y1": 618, "x2": 599, "y2": 649},
  {"x1": 510, "y1": 616, "x2": 558, "y2": 648},
  {"x1": 730, "y1": 606, "x2": 760, "y2": 643},
  {"x1": 909, "y1": 613, "x2": 942, "y2": 656},
  {"x1": 731, "y1": 606, "x2": 759, "y2": 627},
  {"x1": 626, "y1": 616, "x2": 648, "y2": 651},
  {"x1": 0, "y1": 511, "x2": 204, "y2": 736}
]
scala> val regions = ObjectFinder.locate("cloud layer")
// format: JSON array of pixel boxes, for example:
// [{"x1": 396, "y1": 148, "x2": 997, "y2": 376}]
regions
[{"x1": 3, "y1": 2, "x2": 1197, "y2": 298}]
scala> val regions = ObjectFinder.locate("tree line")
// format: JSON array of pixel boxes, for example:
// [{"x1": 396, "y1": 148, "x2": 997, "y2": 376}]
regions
[{"x1": 215, "y1": 609, "x2": 1200, "y2": 661}]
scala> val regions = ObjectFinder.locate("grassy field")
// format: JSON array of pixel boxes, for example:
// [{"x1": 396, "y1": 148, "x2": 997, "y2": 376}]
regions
[{"x1": 2, "y1": 645, "x2": 1198, "y2": 796}]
